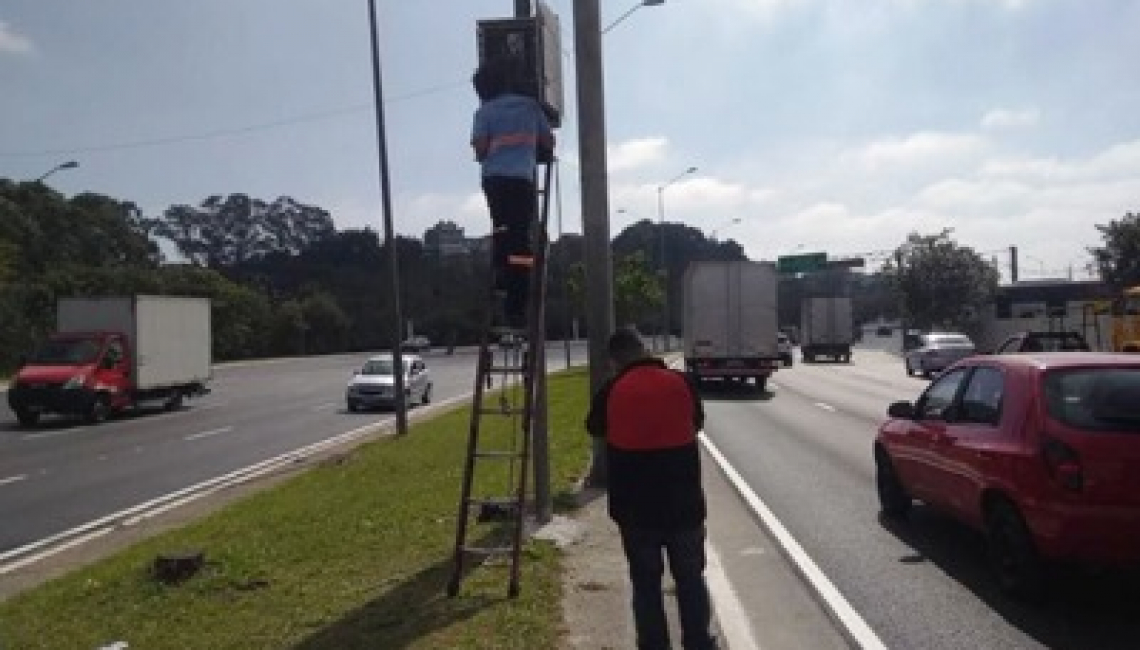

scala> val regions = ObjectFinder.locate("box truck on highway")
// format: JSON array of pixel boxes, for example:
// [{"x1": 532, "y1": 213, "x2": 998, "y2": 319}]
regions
[
  {"x1": 682, "y1": 261, "x2": 782, "y2": 391},
  {"x1": 8, "y1": 295, "x2": 212, "y2": 427},
  {"x1": 800, "y1": 296, "x2": 854, "y2": 362}
]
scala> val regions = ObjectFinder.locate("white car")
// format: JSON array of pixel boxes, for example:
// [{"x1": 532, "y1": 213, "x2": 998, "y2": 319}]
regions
[
  {"x1": 346, "y1": 353, "x2": 432, "y2": 412},
  {"x1": 904, "y1": 332, "x2": 976, "y2": 378}
]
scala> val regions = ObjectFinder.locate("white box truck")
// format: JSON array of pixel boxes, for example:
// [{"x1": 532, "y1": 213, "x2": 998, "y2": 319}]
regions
[
  {"x1": 683, "y1": 261, "x2": 782, "y2": 390},
  {"x1": 800, "y1": 296, "x2": 853, "y2": 362},
  {"x1": 9, "y1": 295, "x2": 212, "y2": 426}
]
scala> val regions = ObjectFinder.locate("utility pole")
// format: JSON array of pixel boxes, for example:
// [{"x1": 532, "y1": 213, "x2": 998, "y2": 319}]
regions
[
  {"x1": 1010, "y1": 246, "x2": 1019, "y2": 283},
  {"x1": 367, "y1": 0, "x2": 407, "y2": 436},
  {"x1": 574, "y1": 0, "x2": 614, "y2": 486}
]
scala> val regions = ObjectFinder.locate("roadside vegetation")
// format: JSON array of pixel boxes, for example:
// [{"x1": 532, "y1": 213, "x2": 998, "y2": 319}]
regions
[{"x1": 0, "y1": 368, "x2": 593, "y2": 649}]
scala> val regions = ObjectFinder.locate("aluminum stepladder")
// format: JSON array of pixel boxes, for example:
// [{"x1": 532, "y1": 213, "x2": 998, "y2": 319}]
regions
[{"x1": 447, "y1": 159, "x2": 554, "y2": 598}]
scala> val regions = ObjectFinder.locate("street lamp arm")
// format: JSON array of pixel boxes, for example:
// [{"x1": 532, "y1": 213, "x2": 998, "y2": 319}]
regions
[
  {"x1": 602, "y1": 0, "x2": 665, "y2": 35},
  {"x1": 34, "y1": 160, "x2": 79, "y2": 183}
]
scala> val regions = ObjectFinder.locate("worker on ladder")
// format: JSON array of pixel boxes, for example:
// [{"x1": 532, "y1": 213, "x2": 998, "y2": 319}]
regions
[{"x1": 470, "y1": 58, "x2": 555, "y2": 327}]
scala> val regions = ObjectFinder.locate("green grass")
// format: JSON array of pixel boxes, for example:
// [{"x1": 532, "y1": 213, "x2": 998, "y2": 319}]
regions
[{"x1": 0, "y1": 368, "x2": 594, "y2": 649}]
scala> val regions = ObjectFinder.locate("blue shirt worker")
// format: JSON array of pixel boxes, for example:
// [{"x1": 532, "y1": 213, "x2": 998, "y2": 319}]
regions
[
  {"x1": 586, "y1": 328, "x2": 718, "y2": 650},
  {"x1": 470, "y1": 60, "x2": 554, "y2": 327}
]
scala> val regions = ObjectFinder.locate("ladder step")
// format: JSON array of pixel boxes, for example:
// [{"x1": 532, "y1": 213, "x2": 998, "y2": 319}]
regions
[
  {"x1": 474, "y1": 449, "x2": 526, "y2": 459},
  {"x1": 468, "y1": 496, "x2": 519, "y2": 507},
  {"x1": 487, "y1": 365, "x2": 527, "y2": 374},
  {"x1": 476, "y1": 406, "x2": 527, "y2": 416},
  {"x1": 462, "y1": 545, "x2": 515, "y2": 557}
]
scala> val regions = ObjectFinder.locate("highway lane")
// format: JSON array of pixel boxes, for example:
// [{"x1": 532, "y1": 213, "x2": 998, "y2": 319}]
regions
[
  {"x1": 705, "y1": 345, "x2": 1140, "y2": 649},
  {"x1": 0, "y1": 343, "x2": 587, "y2": 556}
]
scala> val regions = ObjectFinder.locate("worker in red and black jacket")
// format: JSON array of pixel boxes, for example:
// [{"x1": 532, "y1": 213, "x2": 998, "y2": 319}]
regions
[{"x1": 585, "y1": 328, "x2": 717, "y2": 650}]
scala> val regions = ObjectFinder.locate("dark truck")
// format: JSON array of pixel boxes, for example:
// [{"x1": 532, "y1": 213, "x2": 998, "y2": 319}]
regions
[{"x1": 993, "y1": 330, "x2": 1091, "y2": 354}]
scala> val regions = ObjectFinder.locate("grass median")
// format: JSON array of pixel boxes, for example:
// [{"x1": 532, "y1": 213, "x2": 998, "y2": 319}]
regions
[{"x1": 0, "y1": 367, "x2": 593, "y2": 649}]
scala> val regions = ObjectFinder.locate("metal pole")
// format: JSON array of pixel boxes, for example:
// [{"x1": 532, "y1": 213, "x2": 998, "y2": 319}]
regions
[
  {"x1": 657, "y1": 186, "x2": 667, "y2": 351},
  {"x1": 367, "y1": 0, "x2": 407, "y2": 436},
  {"x1": 574, "y1": 0, "x2": 613, "y2": 487},
  {"x1": 515, "y1": 0, "x2": 532, "y2": 17}
]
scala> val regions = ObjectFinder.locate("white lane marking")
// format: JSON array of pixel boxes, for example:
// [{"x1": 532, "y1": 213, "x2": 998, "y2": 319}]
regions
[
  {"x1": 0, "y1": 527, "x2": 115, "y2": 576},
  {"x1": 184, "y1": 426, "x2": 234, "y2": 441},
  {"x1": 0, "y1": 474, "x2": 28, "y2": 487},
  {"x1": 310, "y1": 402, "x2": 338, "y2": 412},
  {"x1": 0, "y1": 394, "x2": 470, "y2": 573},
  {"x1": 706, "y1": 541, "x2": 762, "y2": 650},
  {"x1": 814, "y1": 401, "x2": 836, "y2": 412},
  {"x1": 701, "y1": 434, "x2": 887, "y2": 650}
]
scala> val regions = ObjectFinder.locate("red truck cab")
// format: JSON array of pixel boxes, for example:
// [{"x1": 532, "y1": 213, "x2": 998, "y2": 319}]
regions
[{"x1": 9, "y1": 332, "x2": 135, "y2": 426}]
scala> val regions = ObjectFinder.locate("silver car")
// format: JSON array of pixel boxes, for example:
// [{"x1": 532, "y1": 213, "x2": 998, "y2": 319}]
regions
[
  {"x1": 904, "y1": 332, "x2": 976, "y2": 378},
  {"x1": 346, "y1": 353, "x2": 433, "y2": 412}
]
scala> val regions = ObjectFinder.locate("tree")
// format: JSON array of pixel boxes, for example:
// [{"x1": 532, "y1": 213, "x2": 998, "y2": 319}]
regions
[
  {"x1": 614, "y1": 251, "x2": 663, "y2": 328},
  {"x1": 1090, "y1": 212, "x2": 1140, "y2": 290},
  {"x1": 885, "y1": 230, "x2": 999, "y2": 334},
  {"x1": 144, "y1": 194, "x2": 335, "y2": 267}
]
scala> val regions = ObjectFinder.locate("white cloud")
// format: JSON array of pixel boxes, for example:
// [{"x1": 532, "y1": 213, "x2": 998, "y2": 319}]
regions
[
  {"x1": 607, "y1": 137, "x2": 668, "y2": 173},
  {"x1": 0, "y1": 21, "x2": 33, "y2": 54},
  {"x1": 981, "y1": 107, "x2": 1041, "y2": 130},
  {"x1": 982, "y1": 138, "x2": 1140, "y2": 183},
  {"x1": 847, "y1": 132, "x2": 987, "y2": 172}
]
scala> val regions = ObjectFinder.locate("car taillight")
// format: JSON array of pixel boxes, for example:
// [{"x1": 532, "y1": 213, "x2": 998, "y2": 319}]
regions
[{"x1": 1041, "y1": 436, "x2": 1083, "y2": 492}]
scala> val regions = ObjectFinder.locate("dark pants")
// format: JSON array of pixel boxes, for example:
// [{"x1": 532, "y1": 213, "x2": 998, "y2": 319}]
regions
[
  {"x1": 482, "y1": 175, "x2": 536, "y2": 321},
  {"x1": 619, "y1": 525, "x2": 717, "y2": 650}
]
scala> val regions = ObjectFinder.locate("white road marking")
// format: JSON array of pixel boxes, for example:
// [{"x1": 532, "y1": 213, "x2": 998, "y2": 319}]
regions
[
  {"x1": 0, "y1": 527, "x2": 115, "y2": 575},
  {"x1": 0, "y1": 474, "x2": 28, "y2": 487},
  {"x1": 184, "y1": 426, "x2": 234, "y2": 441},
  {"x1": 310, "y1": 402, "x2": 338, "y2": 412},
  {"x1": 706, "y1": 541, "x2": 762, "y2": 650},
  {"x1": 814, "y1": 401, "x2": 836, "y2": 412},
  {"x1": 701, "y1": 434, "x2": 887, "y2": 650}
]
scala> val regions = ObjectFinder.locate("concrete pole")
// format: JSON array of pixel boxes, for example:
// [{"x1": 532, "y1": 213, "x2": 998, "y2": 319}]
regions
[{"x1": 574, "y1": 0, "x2": 614, "y2": 487}]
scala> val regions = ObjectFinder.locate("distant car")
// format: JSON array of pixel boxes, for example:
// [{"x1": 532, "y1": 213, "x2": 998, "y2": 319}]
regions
[
  {"x1": 994, "y1": 331, "x2": 1091, "y2": 354},
  {"x1": 777, "y1": 332, "x2": 794, "y2": 367},
  {"x1": 904, "y1": 332, "x2": 976, "y2": 378},
  {"x1": 402, "y1": 335, "x2": 431, "y2": 353},
  {"x1": 874, "y1": 353, "x2": 1140, "y2": 598},
  {"x1": 346, "y1": 353, "x2": 432, "y2": 412}
]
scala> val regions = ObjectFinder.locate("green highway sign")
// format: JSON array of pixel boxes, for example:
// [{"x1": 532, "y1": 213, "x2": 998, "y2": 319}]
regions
[{"x1": 776, "y1": 252, "x2": 827, "y2": 273}]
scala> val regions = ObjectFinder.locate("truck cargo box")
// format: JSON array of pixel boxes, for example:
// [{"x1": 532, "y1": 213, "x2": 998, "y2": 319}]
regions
[
  {"x1": 57, "y1": 296, "x2": 212, "y2": 390},
  {"x1": 683, "y1": 261, "x2": 781, "y2": 385}
]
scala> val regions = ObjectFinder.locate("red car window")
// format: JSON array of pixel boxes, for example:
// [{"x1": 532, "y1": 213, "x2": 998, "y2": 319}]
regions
[
  {"x1": 1043, "y1": 369, "x2": 1140, "y2": 433},
  {"x1": 917, "y1": 368, "x2": 969, "y2": 420},
  {"x1": 960, "y1": 367, "x2": 1004, "y2": 425}
]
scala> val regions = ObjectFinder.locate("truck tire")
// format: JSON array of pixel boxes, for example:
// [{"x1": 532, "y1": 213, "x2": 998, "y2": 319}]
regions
[
  {"x1": 755, "y1": 376, "x2": 768, "y2": 392},
  {"x1": 85, "y1": 395, "x2": 110, "y2": 425},
  {"x1": 14, "y1": 408, "x2": 40, "y2": 428},
  {"x1": 164, "y1": 391, "x2": 185, "y2": 412}
]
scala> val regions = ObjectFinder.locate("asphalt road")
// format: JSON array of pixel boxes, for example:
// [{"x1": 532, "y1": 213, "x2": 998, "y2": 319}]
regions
[
  {"x1": 0, "y1": 342, "x2": 588, "y2": 556},
  {"x1": 705, "y1": 339, "x2": 1140, "y2": 649}
]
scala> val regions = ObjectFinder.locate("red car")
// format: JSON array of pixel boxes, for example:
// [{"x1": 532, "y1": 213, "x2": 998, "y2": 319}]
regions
[{"x1": 874, "y1": 353, "x2": 1140, "y2": 597}]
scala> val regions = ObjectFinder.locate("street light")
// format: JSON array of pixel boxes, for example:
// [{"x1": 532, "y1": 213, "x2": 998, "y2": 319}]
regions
[
  {"x1": 34, "y1": 160, "x2": 79, "y2": 183},
  {"x1": 602, "y1": 0, "x2": 665, "y2": 34},
  {"x1": 657, "y1": 165, "x2": 697, "y2": 351}
]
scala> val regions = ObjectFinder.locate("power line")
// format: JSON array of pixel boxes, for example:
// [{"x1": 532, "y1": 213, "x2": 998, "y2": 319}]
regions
[{"x1": 0, "y1": 79, "x2": 469, "y2": 158}]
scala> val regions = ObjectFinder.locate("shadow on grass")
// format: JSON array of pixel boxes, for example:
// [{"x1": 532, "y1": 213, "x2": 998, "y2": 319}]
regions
[{"x1": 292, "y1": 527, "x2": 527, "y2": 650}]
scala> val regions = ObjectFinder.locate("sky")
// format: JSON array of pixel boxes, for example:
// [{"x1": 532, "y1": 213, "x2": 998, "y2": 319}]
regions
[{"x1": 2, "y1": 0, "x2": 1138, "y2": 281}]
